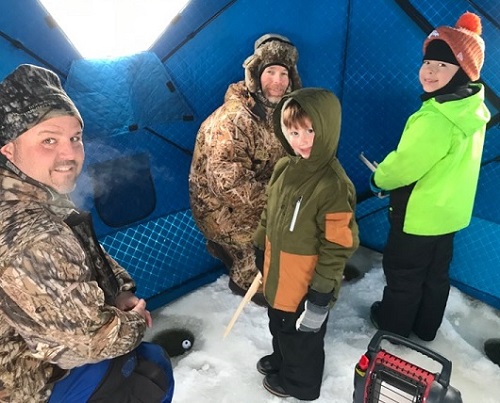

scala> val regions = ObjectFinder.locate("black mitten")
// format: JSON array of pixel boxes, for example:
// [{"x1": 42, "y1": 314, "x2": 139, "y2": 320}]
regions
[{"x1": 295, "y1": 288, "x2": 335, "y2": 332}]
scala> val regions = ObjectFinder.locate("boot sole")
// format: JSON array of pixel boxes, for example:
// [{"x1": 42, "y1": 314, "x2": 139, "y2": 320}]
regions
[{"x1": 263, "y1": 377, "x2": 290, "y2": 398}]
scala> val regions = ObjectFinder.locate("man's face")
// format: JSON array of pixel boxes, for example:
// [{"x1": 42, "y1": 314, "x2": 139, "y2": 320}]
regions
[
  {"x1": 260, "y1": 65, "x2": 290, "y2": 103},
  {"x1": 0, "y1": 115, "x2": 84, "y2": 194}
]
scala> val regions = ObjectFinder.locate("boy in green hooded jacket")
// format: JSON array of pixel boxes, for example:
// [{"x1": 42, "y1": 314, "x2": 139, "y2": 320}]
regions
[
  {"x1": 369, "y1": 12, "x2": 490, "y2": 341},
  {"x1": 253, "y1": 87, "x2": 359, "y2": 400}
]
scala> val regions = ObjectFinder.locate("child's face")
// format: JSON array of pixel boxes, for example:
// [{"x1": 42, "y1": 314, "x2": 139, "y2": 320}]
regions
[
  {"x1": 419, "y1": 60, "x2": 460, "y2": 93},
  {"x1": 286, "y1": 117, "x2": 315, "y2": 159}
]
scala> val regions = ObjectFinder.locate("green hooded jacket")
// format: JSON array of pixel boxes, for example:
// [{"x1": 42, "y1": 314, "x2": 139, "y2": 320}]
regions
[
  {"x1": 374, "y1": 84, "x2": 490, "y2": 235},
  {"x1": 253, "y1": 88, "x2": 359, "y2": 312}
]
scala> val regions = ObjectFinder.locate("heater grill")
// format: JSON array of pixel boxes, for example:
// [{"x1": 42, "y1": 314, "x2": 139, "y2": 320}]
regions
[{"x1": 353, "y1": 331, "x2": 462, "y2": 403}]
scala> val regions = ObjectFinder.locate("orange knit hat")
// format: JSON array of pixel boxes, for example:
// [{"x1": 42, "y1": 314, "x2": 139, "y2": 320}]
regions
[{"x1": 423, "y1": 12, "x2": 485, "y2": 81}]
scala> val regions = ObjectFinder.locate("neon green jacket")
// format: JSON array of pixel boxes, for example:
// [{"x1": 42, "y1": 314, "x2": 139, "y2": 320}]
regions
[{"x1": 374, "y1": 84, "x2": 490, "y2": 235}]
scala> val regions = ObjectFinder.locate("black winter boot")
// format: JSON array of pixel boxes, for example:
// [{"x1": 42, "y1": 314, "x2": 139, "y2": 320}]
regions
[
  {"x1": 263, "y1": 374, "x2": 290, "y2": 398},
  {"x1": 256, "y1": 355, "x2": 280, "y2": 375}
]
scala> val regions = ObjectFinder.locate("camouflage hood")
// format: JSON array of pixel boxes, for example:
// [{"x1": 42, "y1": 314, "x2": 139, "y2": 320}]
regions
[{"x1": 0, "y1": 166, "x2": 76, "y2": 218}]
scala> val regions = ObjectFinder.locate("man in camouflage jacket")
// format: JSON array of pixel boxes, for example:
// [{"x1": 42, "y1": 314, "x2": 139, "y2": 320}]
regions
[
  {"x1": 0, "y1": 65, "x2": 173, "y2": 402},
  {"x1": 189, "y1": 34, "x2": 302, "y2": 302}
]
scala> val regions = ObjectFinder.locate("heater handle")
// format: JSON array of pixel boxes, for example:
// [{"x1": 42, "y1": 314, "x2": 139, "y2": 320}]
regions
[{"x1": 367, "y1": 330, "x2": 452, "y2": 387}]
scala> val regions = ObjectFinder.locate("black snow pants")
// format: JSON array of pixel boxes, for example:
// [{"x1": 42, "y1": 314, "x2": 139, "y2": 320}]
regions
[
  {"x1": 378, "y1": 225, "x2": 455, "y2": 341},
  {"x1": 267, "y1": 303, "x2": 327, "y2": 400}
]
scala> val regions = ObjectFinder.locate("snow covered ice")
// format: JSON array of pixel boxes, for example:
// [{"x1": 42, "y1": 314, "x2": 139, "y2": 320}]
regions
[{"x1": 145, "y1": 254, "x2": 500, "y2": 403}]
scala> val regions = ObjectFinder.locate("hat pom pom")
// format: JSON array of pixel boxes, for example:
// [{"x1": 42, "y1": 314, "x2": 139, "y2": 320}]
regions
[{"x1": 456, "y1": 11, "x2": 482, "y2": 35}]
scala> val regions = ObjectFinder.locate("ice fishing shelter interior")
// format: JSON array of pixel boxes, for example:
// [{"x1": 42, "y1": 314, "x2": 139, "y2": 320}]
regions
[{"x1": 0, "y1": 0, "x2": 498, "y2": 311}]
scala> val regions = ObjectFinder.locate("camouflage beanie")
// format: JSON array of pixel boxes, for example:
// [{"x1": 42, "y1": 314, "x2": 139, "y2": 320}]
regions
[
  {"x1": 243, "y1": 33, "x2": 301, "y2": 94},
  {"x1": 0, "y1": 64, "x2": 83, "y2": 147}
]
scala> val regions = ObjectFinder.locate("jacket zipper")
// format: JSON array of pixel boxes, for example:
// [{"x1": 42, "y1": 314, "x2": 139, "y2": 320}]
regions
[{"x1": 289, "y1": 196, "x2": 303, "y2": 232}]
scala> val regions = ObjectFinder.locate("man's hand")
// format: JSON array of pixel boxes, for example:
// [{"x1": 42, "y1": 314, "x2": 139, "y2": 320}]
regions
[
  {"x1": 116, "y1": 291, "x2": 139, "y2": 311},
  {"x1": 131, "y1": 299, "x2": 153, "y2": 328},
  {"x1": 116, "y1": 291, "x2": 153, "y2": 328}
]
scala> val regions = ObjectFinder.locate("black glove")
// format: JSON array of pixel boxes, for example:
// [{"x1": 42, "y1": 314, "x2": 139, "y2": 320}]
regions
[
  {"x1": 254, "y1": 246, "x2": 264, "y2": 274},
  {"x1": 295, "y1": 288, "x2": 334, "y2": 332}
]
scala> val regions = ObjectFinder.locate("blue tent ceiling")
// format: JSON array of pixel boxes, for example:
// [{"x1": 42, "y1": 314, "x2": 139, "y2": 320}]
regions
[
  {"x1": 0, "y1": 0, "x2": 80, "y2": 77},
  {"x1": 0, "y1": 0, "x2": 498, "y2": 309},
  {"x1": 64, "y1": 52, "x2": 194, "y2": 138},
  {"x1": 0, "y1": 0, "x2": 237, "y2": 77}
]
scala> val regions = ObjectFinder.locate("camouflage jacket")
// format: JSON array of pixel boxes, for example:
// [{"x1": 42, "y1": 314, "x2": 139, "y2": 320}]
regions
[
  {"x1": 189, "y1": 81, "x2": 285, "y2": 243},
  {"x1": 0, "y1": 168, "x2": 146, "y2": 402}
]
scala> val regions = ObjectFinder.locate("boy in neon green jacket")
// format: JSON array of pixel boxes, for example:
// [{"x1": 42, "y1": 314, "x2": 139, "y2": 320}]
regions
[
  {"x1": 370, "y1": 12, "x2": 491, "y2": 341},
  {"x1": 253, "y1": 88, "x2": 359, "y2": 400}
]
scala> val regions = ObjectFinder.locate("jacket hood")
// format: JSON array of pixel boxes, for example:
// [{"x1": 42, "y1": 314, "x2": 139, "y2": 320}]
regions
[
  {"x1": 273, "y1": 87, "x2": 341, "y2": 168},
  {"x1": 224, "y1": 81, "x2": 251, "y2": 104},
  {"x1": 0, "y1": 166, "x2": 75, "y2": 216},
  {"x1": 430, "y1": 84, "x2": 490, "y2": 136},
  {"x1": 223, "y1": 81, "x2": 275, "y2": 121}
]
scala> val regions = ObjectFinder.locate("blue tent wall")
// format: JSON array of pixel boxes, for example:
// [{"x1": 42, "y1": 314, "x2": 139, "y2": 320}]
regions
[{"x1": 0, "y1": 0, "x2": 498, "y2": 310}]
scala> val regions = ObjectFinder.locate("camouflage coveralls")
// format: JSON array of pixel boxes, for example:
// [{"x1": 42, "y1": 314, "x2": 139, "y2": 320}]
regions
[
  {"x1": 189, "y1": 81, "x2": 285, "y2": 289},
  {"x1": 0, "y1": 168, "x2": 146, "y2": 402}
]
